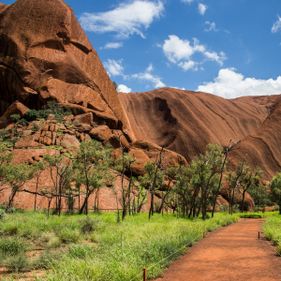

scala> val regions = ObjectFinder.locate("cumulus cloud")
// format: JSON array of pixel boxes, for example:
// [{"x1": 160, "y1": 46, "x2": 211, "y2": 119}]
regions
[
  {"x1": 198, "y1": 3, "x2": 207, "y2": 15},
  {"x1": 272, "y1": 16, "x2": 281, "y2": 33},
  {"x1": 162, "y1": 35, "x2": 226, "y2": 71},
  {"x1": 131, "y1": 64, "x2": 165, "y2": 88},
  {"x1": 197, "y1": 68, "x2": 281, "y2": 99},
  {"x1": 103, "y1": 42, "x2": 123, "y2": 49},
  {"x1": 80, "y1": 0, "x2": 164, "y2": 38},
  {"x1": 117, "y1": 84, "x2": 132, "y2": 93},
  {"x1": 104, "y1": 59, "x2": 124, "y2": 76},
  {"x1": 204, "y1": 21, "x2": 217, "y2": 32}
]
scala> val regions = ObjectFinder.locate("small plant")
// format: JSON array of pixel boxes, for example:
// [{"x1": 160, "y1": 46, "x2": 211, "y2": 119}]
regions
[
  {"x1": 33, "y1": 251, "x2": 59, "y2": 269},
  {"x1": 10, "y1": 114, "x2": 21, "y2": 123},
  {"x1": 80, "y1": 217, "x2": 98, "y2": 234},
  {"x1": 0, "y1": 209, "x2": 5, "y2": 220},
  {"x1": 68, "y1": 245, "x2": 93, "y2": 259},
  {"x1": 240, "y1": 213, "x2": 263, "y2": 219},
  {"x1": 5, "y1": 254, "x2": 28, "y2": 272},
  {"x1": 0, "y1": 238, "x2": 26, "y2": 256},
  {"x1": 57, "y1": 229, "x2": 80, "y2": 244}
]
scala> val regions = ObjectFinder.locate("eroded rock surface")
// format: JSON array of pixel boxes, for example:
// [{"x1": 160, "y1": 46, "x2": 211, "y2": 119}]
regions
[{"x1": 0, "y1": 0, "x2": 130, "y2": 134}]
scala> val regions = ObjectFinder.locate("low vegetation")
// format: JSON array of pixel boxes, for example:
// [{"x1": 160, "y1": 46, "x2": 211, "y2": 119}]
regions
[
  {"x1": 0, "y1": 212, "x2": 238, "y2": 280},
  {"x1": 263, "y1": 214, "x2": 281, "y2": 256}
]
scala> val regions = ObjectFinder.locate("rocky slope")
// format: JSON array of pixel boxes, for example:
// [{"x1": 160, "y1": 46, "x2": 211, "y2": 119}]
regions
[
  {"x1": 120, "y1": 88, "x2": 281, "y2": 179},
  {"x1": 0, "y1": 0, "x2": 185, "y2": 210},
  {"x1": 0, "y1": 0, "x2": 131, "y2": 134}
]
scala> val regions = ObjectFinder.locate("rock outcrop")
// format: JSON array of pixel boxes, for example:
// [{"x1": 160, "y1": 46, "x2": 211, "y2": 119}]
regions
[
  {"x1": 120, "y1": 88, "x2": 281, "y2": 179},
  {"x1": 0, "y1": 0, "x2": 130, "y2": 134}
]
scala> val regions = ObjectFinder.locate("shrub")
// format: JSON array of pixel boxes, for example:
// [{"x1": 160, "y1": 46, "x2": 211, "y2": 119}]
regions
[
  {"x1": 33, "y1": 251, "x2": 59, "y2": 270},
  {"x1": 57, "y1": 229, "x2": 80, "y2": 244},
  {"x1": 68, "y1": 245, "x2": 94, "y2": 259},
  {"x1": 5, "y1": 254, "x2": 28, "y2": 272},
  {"x1": 240, "y1": 213, "x2": 263, "y2": 219},
  {"x1": 0, "y1": 238, "x2": 26, "y2": 256},
  {"x1": 2, "y1": 224, "x2": 18, "y2": 236},
  {"x1": 80, "y1": 217, "x2": 98, "y2": 234},
  {"x1": 0, "y1": 209, "x2": 5, "y2": 220}
]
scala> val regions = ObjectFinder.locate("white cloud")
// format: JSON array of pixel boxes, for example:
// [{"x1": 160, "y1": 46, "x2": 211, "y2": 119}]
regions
[
  {"x1": 80, "y1": 0, "x2": 164, "y2": 38},
  {"x1": 104, "y1": 59, "x2": 124, "y2": 76},
  {"x1": 197, "y1": 68, "x2": 281, "y2": 99},
  {"x1": 162, "y1": 35, "x2": 226, "y2": 71},
  {"x1": 204, "y1": 21, "x2": 217, "y2": 32},
  {"x1": 103, "y1": 42, "x2": 123, "y2": 49},
  {"x1": 117, "y1": 84, "x2": 132, "y2": 93},
  {"x1": 272, "y1": 16, "x2": 281, "y2": 33},
  {"x1": 198, "y1": 3, "x2": 207, "y2": 15},
  {"x1": 131, "y1": 64, "x2": 165, "y2": 88},
  {"x1": 181, "y1": 0, "x2": 194, "y2": 4}
]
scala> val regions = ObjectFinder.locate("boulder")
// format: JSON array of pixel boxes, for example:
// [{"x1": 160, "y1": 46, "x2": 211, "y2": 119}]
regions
[
  {"x1": 129, "y1": 148, "x2": 151, "y2": 175},
  {"x1": 0, "y1": 101, "x2": 29, "y2": 128},
  {"x1": 89, "y1": 125, "x2": 113, "y2": 142},
  {"x1": 61, "y1": 134, "x2": 80, "y2": 150}
]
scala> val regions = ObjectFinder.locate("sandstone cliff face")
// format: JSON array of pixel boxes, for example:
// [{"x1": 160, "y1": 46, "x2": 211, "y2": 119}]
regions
[
  {"x1": 120, "y1": 88, "x2": 281, "y2": 179},
  {"x1": 0, "y1": 0, "x2": 129, "y2": 133}
]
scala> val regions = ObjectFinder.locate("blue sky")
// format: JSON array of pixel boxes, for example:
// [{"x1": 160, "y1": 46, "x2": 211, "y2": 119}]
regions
[{"x1": 3, "y1": 0, "x2": 281, "y2": 98}]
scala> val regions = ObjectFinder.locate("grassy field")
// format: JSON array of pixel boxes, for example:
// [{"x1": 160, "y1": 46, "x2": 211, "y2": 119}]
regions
[
  {"x1": 0, "y1": 212, "x2": 239, "y2": 281},
  {"x1": 263, "y1": 214, "x2": 281, "y2": 256}
]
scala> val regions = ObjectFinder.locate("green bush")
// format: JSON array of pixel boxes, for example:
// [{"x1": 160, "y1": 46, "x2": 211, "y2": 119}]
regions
[
  {"x1": 240, "y1": 213, "x2": 263, "y2": 219},
  {"x1": 5, "y1": 254, "x2": 28, "y2": 272},
  {"x1": 33, "y1": 251, "x2": 59, "y2": 270},
  {"x1": 0, "y1": 238, "x2": 26, "y2": 256},
  {"x1": 57, "y1": 229, "x2": 80, "y2": 244},
  {"x1": 68, "y1": 245, "x2": 94, "y2": 259},
  {"x1": 80, "y1": 217, "x2": 98, "y2": 234},
  {"x1": 0, "y1": 209, "x2": 5, "y2": 220}
]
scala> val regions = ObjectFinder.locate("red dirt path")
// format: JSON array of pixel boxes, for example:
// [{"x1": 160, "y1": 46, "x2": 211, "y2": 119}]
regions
[{"x1": 156, "y1": 219, "x2": 281, "y2": 281}]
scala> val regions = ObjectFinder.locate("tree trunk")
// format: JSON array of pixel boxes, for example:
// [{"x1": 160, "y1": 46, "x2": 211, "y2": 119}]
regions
[{"x1": 6, "y1": 187, "x2": 18, "y2": 212}]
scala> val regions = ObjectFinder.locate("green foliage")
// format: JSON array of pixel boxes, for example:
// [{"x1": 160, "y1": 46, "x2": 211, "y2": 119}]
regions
[
  {"x1": 270, "y1": 173, "x2": 281, "y2": 213},
  {"x1": 74, "y1": 140, "x2": 113, "y2": 214},
  {"x1": 249, "y1": 183, "x2": 271, "y2": 209},
  {"x1": 263, "y1": 215, "x2": 281, "y2": 255},
  {"x1": 5, "y1": 253, "x2": 28, "y2": 272},
  {"x1": 10, "y1": 114, "x2": 21, "y2": 123},
  {"x1": 239, "y1": 213, "x2": 263, "y2": 218},
  {"x1": 0, "y1": 238, "x2": 26, "y2": 256},
  {"x1": 23, "y1": 101, "x2": 71, "y2": 122},
  {"x1": 0, "y1": 212, "x2": 238, "y2": 280},
  {"x1": 80, "y1": 217, "x2": 98, "y2": 234},
  {"x1": 56, "y1": 228, "x2": 80, "y2": 244}
]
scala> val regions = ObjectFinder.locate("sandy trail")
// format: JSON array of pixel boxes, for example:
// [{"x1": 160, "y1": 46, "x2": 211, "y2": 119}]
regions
[{"x1": 156, "y1": 219, "x2": 281, "y2": 281}]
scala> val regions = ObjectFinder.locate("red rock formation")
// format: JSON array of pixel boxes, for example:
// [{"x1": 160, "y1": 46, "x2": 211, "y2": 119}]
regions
[
  {"x1": 120, "y1": 88, "x2": 281, "y2": 179},
  {"x1": 0, "y1": 0, "x2": 130, "y2": 134}
]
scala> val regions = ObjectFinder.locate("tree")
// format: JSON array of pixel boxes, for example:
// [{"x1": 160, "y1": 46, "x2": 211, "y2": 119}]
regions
[
  {"x1": 270, "y1": 173, "x2": 281, "y2": 214},
  {"x1": 74, "y1": 140, "x2": 113, "y2": 215},
  {"x1": 114, "y1": 146, "x2": 135, "y2": 221},
  {"x1": 44, "y1": 154, "x2": 73, "y2": 216},
  {"x1": 211, "y1": 142, "x2": 237, "y2": 217},
  {"x1": 248, "y1": 182, "x2": 270, "y2": 210},
  {"x1": 227, "y1": 162, "x2": 245, "y2": 214},
  {"x1": 0, "y1": 142, "x2": 12, "y2": 195},
  {"x1": 139, "y1": 160, "x2": 164, "y2": 220},
  {"x1": 4, "y1": 163, "x2": 37, "y2": 212},
  {"x1": 174, "y1": 165, "x2": 193, "y2": 217},
  {"x1": 239, "y1": 166, "x2": 262, "y2": 212}
]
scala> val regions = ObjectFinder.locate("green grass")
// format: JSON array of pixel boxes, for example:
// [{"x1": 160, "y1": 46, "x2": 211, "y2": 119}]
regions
[
  {"x1": 0, "y1": 212, "x2": 238, "y2": 280},
  {"x1": 263, "y1": 214, "x2": 281, "y2": 255}
]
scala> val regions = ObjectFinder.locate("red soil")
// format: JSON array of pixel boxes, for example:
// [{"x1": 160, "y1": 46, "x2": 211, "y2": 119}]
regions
[{"x1": 155, "y1": 219, "x2": 281, "y2": 281}]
